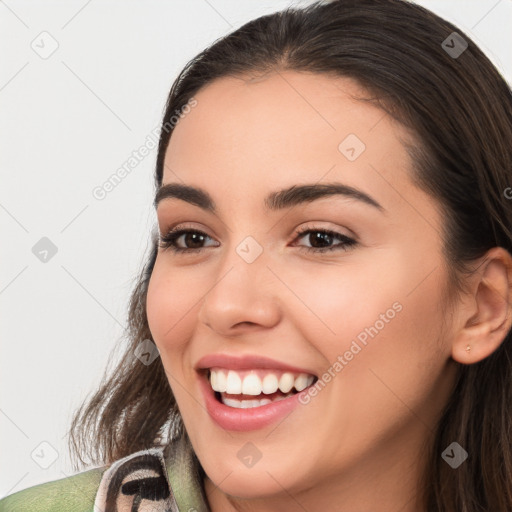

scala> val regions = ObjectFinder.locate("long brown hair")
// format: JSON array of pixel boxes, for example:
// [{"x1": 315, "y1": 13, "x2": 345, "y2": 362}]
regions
[{"x1": 69, "y1": 1, "x2": 512, "y2": 509}]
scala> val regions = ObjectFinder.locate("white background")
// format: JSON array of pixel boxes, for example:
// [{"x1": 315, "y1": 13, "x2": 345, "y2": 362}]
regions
[{"x1": 1, "y1": 0, "x2": 511, "y2": 497}]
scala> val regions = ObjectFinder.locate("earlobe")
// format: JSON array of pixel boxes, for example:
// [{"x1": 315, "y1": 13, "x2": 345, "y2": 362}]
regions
[{"x1": 451, "y1": 247, "x2": 512, "y2": 365}]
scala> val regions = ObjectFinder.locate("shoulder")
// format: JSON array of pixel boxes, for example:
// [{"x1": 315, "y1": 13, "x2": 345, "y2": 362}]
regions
[
  {"x1": 0, "y1": 446, "x2": 181, "y2": 512},
  {"x1": 0, "y1": 465, "x2": 105, "y2": 511},
  {"x1": 0, "y1": 441, "x2": 204, "y2": 512}
]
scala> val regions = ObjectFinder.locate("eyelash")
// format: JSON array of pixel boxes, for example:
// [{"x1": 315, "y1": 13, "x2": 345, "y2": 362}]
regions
[{"x1": 158, "y1": 225, "x2": 358, "y2": 255}]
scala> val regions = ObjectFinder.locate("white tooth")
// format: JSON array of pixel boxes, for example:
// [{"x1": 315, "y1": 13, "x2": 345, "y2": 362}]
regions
[
  {"x1": 212, "y1": 370, "x2": 314, "y2": 395},
  {"x1": 294, "y1": 373, "x2": 309, "y2": 392},
  {"x1": 242, "y1": 373, "x2": 263, "y2": 395},
  {"x1": 278, "y1": 372, "x2": 295, "y2": 393},
  {"x1": 210, "y1": 370, "x2": 218, "y2": 391},
  {"x1": 214, "y1": 370, "x2": 227, "y2": 392},
  {"x1": 262, "y1": 374, "x2": 279, "y2": 394},
  {"x1": 222, "y1": 397, "x2": 244, "y2": 408},
  {"x1": 220, "y1": 394, "x2": 291, "y2": 409},
  {"x1": 226, "y1": 370, "x2": 242, "y2": 394}
]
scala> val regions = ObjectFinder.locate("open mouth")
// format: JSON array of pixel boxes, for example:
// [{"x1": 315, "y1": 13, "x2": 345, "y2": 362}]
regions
[{"x1": 206, "y1": 368, "x2": 319, "y2": 409}]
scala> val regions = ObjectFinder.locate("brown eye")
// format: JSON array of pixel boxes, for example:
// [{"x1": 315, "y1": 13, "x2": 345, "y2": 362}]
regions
[
  {"x1": 159, "y1": 229, "x2": 218, "y2": 253},
  {"x1": 294, "y1": 228, "x2": 357, "y2": 253}
]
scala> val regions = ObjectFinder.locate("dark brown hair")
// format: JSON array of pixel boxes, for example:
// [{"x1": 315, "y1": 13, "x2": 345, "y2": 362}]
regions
[{"x1": 69, "y1": 1, "x2": 512, "y2": 510}]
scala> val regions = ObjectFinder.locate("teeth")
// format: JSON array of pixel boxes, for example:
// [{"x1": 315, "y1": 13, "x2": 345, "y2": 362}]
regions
[
  {"x1": 241, "y1": 373, "x2": 262, "y2": 395},
  {"x1": 262, "y1": 374, "x2": 278, "y2": 394},
  {"x1": 294, "y1": 373, "x2": 309, "y2": 392},
  {"x1": 210, "y1": 369, "x2": 217, "y2": 390},
  {"x1": 225, "y1": 370, "x2": 242, "y2": 394},
  {"x1": 222, "y1": 393, "x2": 293, "y2": 409},
  {"x1": 209, "y1": 369, "x2": 315, "y2": 395},
  {"x1": 279, "y1": 373, "x2": 295, "y2": 393},
  {"x1": 216, "y1": 370, "x2": 227, "y2": 392}
]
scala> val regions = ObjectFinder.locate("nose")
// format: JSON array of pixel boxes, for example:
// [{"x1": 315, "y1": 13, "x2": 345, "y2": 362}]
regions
[{"x1": 197, "y1": 242, "x2": 282, "y2": 336}]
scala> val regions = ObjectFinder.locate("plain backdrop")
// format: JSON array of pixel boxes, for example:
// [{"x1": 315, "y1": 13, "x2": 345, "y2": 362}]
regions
[{"x1": 1, "y1": 0, "x2": 511, "y2": 497}]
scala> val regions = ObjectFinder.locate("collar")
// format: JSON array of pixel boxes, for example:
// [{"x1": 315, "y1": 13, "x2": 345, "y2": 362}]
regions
[
  {"x1": 164, "y1": 433, "x2": 211, "y2": 512},
  {"x1": 93, "y1": 434, "x2": 210, "y2": 511}
]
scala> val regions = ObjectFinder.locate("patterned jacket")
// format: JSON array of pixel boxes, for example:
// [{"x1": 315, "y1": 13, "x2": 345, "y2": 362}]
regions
[{"x1": 0, "y1": 435, "x2": 210, "y2": 511}]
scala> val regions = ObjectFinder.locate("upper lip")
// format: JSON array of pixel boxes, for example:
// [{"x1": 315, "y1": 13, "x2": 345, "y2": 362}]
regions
[{"x1": 194, "y1": 353, "x2": 317, "y2": 376}]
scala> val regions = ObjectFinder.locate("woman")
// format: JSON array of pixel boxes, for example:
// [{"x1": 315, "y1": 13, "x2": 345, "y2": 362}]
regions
[{"x1": 2, "y1": 0, "x2": 511, "y2": 510}]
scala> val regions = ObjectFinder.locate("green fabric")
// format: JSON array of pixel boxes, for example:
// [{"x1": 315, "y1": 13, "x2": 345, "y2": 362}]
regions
[
  {"x1": 0, "y1": 435, "x2": 210, "y2": 511},
  {"x1": 0, "y1": 466, "x2": 104, "y2": 511},
  {"x1": 164, "y1": 434, "x2": 210, "y2": 512}
]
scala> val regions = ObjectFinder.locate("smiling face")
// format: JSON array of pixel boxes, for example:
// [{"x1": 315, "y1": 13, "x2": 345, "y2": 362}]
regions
[{"x1": 146, "y1": 71, "x2": 460, "y2": 510}]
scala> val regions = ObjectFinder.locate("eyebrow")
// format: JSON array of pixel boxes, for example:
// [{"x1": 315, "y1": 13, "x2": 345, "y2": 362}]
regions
[{"x1": 154, "y1": 182, "x2": 385, "y2": 213}]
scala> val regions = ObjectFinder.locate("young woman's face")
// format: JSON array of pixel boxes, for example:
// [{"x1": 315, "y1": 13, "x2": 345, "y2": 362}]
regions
[{"x1": 146, "y1": 71, "x2": 460, "y2": 508}]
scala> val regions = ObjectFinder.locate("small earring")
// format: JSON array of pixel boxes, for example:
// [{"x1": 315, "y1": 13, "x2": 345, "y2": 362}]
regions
[{"x1": 465, "y1": 344, "x2": 471, "y2": 353}]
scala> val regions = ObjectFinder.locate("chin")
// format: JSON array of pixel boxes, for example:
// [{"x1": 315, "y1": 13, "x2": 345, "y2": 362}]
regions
[
  {"x1": 211, "y1": 471, "x2": 295, "y2": 499},
  {"x1": 202, "y1": 454, "x2": 311, "y2": 500}
]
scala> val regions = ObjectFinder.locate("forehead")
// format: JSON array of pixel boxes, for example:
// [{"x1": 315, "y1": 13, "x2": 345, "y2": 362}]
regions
[
  {"x1": 161, "y1": 70, "x2": 435, "y2": 225},
  {"x1": 165, "y1": 71, "x2": 399, "y2": 171}
]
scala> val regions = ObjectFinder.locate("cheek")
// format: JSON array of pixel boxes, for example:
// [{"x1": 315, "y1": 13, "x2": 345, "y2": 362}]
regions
[
  {"x1": 146, "y1": 262, "x2": 198, "y2": 356},
  {"x1": 288, "y1": 251, "x2": 449, "y2": 406},
  {"x1": 281, "y1": 256, "x2": 406, "y2": 359},
  {"x1": 320, "y1": 267, "x2": 449, "y2": 433},
  {"x1": 146, "y1": 264, "x2": 200, "y2": 407}
]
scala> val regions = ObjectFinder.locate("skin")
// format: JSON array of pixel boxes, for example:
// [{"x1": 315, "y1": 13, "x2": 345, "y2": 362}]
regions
[{"x1": 146, "y1": 70, "x2": 512, "y2": 512}]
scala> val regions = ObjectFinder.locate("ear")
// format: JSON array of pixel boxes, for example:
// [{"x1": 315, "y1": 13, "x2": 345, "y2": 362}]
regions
[{"x1": 451, "y1": 247, "x2": 512, "y2": 364}]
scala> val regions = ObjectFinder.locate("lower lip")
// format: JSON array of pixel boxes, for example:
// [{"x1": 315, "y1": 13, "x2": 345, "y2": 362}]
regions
[{"x1": 198, "y1": 372, "x2": 311, "y2": 432}]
